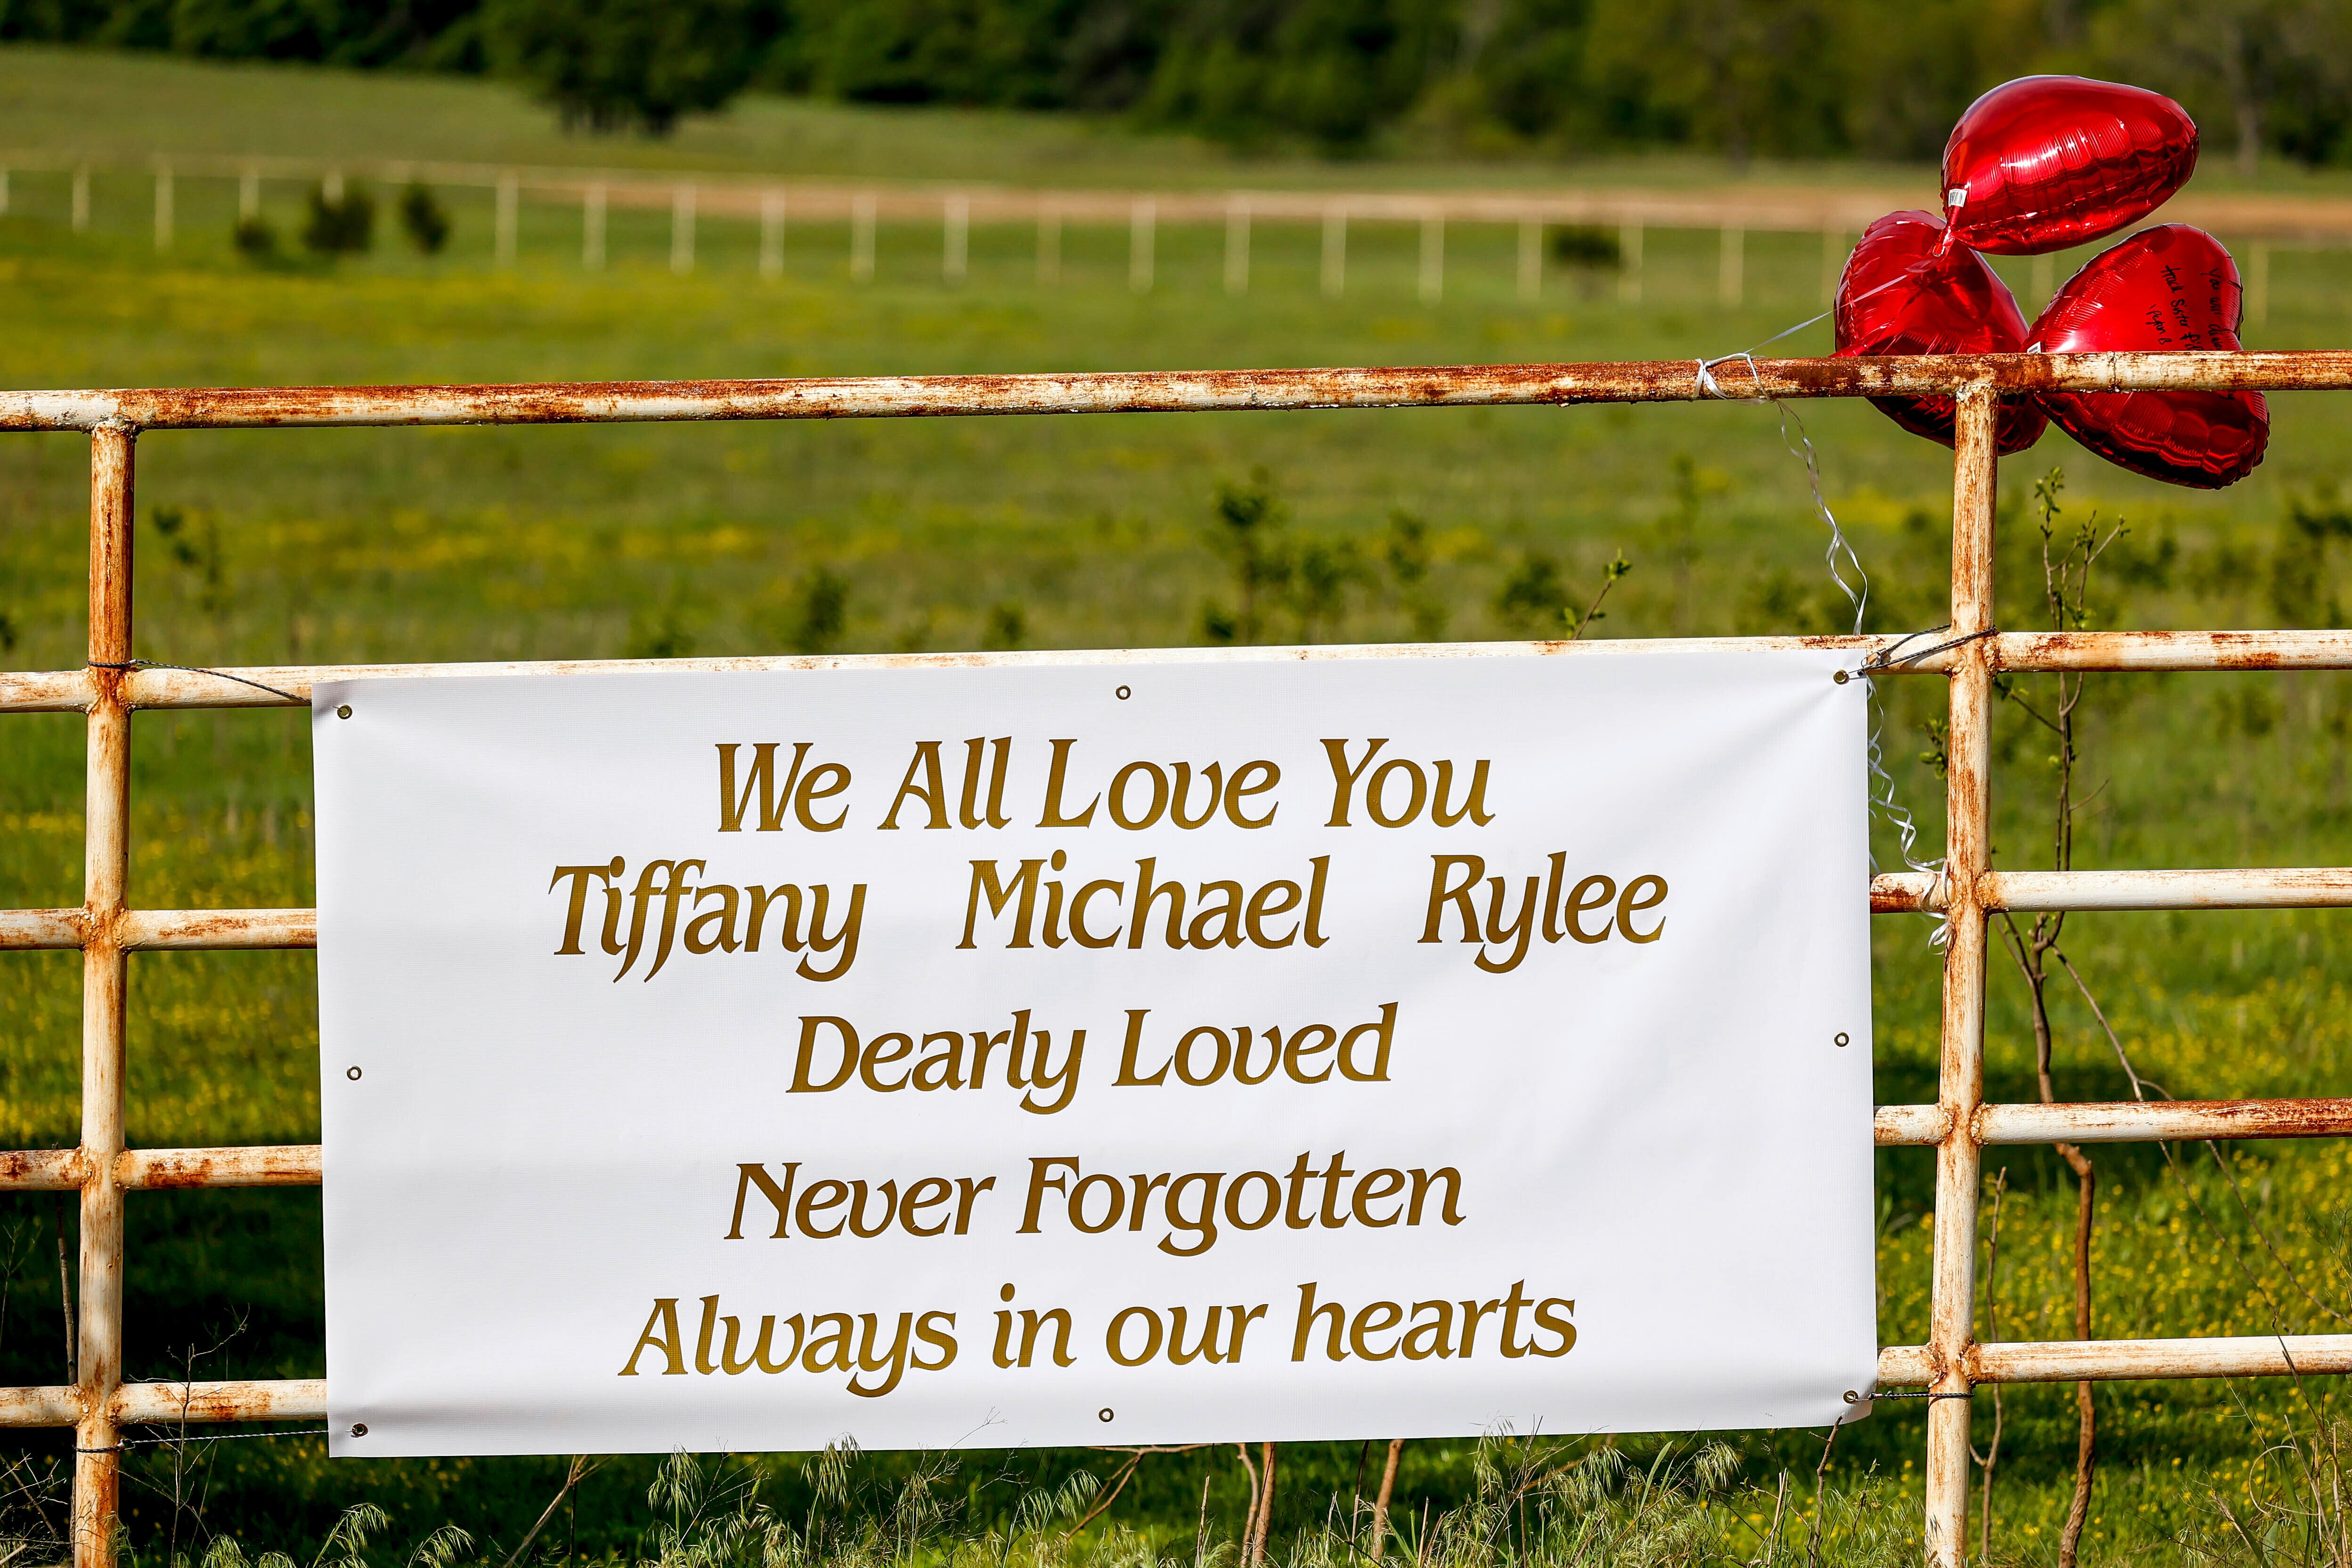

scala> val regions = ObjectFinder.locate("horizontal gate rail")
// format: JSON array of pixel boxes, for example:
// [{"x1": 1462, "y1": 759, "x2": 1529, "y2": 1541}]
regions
[
  {"x1": 0, "y1": 351, "x2": 2346, "y2": 432},
  {"x1": 5, "y1": 626, "x2": 2352, "y2": 715},
  {"x1": 1871, "y1": 866, "x2": 2352, "y2": 912},
  {"x1": 1, "y1": 350, "x2": 2347, "y2": 1568}
]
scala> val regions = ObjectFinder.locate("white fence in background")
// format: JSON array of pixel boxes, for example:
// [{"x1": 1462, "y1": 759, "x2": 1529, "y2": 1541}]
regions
[{"x1": 5, "y1": 151, "x2": 2346, "y2": 317}]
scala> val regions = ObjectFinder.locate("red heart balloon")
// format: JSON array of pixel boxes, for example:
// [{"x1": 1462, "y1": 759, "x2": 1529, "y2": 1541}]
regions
[
  {"x1": 1942, "y1": 76, "x2": 2197, "y2": 256},
  {"x1": 1834, "y1": 210, "x2": 2047, "y2": 455},
  {"x1": 2030, "y1": 223, "x2": 2268, "y2": 489}
]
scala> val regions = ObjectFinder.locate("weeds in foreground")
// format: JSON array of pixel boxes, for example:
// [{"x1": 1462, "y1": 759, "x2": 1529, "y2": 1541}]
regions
[{"x1": 74, "y1": 1438, "x2": 1929, "y2": 1568}]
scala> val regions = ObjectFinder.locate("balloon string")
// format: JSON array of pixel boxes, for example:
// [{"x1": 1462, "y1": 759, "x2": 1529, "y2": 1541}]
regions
[
  {"x1": 1716, "y1": 251, "x2": 1943, "y2": 367},
  {"x1": 1692, "y1": 249, "x2": 1954, "y2": 940}
]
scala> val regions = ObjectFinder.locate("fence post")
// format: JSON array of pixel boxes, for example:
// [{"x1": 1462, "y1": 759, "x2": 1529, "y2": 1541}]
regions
[
  {"x1": 153, "y1": 165, "x2": 172, "y2": 252},
  {"x1": 0, "y1": 166, "x2": 10, "y2": 218},
  {"x1": 851, "y1": 192, "x2": 876, "y2": 283},
  {"x1": 760, "y1": 190, "x2": 785, "y2": 280},
  {"x1": 323, "y1": 168, "x2": 342, "y2": 203},
  {"x1": 1719, "y1": 224, "x2": 1743, "y2": 306},
  {"x1": 72, "y1": 422, "x2": 135, "y2": 1568},
  {"x1": 671, "y1": 185, "x2": 695, "y2": 276},
  {"x1": 2248, "y1": 242, "x2": 2269, "y2": 327},
  {"x1": 1225, "y1": 198, "x2": 1250, "y2": 296},
  {"x1": 1619, "y1": 220, "x2": 1642, "y2": 303},
  {"x1": 1036, "y1": 201, "x2": 1060, "y2": 287},
  {"x1": 944, "y1": 194, "x2": 968, "y2": 285},
  {"x1": 1321, "y1": 205, "x2": 1346, "y2": 299},
  {"x1": 1129, "y1": 198, "x2": 1155, "y2": 294},
  {"x1": 240, "y1": 168, "x2": 260, "y2": 222},
  {"x1": 495, "y1": 174, "x2": 518, "y2": 268},
  {"x1": 1922, "y1": 384, "x2": 1998, "y2": 1567},
  {"x1": 1517, "y1": 217, "x2": 1541, "y2": 301},
  {"x1": 1418, "y1": 213, "x2": 1444, "y2": 304},
  {"x1": 583, "y1": 184, "x2": 606, "y2": 271},
  {"x1": 72, "y1": 166, "x2": 89, "y2": 234}
]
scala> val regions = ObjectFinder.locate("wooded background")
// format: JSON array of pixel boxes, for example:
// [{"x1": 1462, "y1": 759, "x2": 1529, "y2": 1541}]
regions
[{"x1": 0, "y1": 0, "x2": 2344, "y2": 169}]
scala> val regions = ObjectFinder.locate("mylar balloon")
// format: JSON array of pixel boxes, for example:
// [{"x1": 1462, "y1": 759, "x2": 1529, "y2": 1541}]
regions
[
  {"x1": 2030, "y1": 224, "x2": 2267, "y2": 489},
  {"x1": 1941, "y1": 76, "x2": 2197, "y2": 256},
  {"x1": 1834, "y1": 209, "x2": 2047, "y2": 455}
]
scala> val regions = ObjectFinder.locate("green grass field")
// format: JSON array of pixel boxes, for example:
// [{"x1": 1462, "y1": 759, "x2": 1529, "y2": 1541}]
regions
[{"x1": 6, "y1": 45, "x2": 2352, "y2": 1567}]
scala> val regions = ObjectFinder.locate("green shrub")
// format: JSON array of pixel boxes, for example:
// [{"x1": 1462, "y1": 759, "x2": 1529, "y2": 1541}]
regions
[
  {"x1": 398, "y1": 182, "x2": 451, "y2": 254},
  {"x1": 231, "y1": 214, "x2": 278, "y2": 262},
  {"x1": 301, "y1": 182, "x2": 374, "y2": 256},
  {"x1": 1550, "y1": 224, "x2": 1621, "y2": 269}
]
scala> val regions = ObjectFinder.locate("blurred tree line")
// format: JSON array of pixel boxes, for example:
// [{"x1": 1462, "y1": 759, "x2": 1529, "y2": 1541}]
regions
[{"x1": 0, "y1": 0, "x2": 2345, "y2": 165}]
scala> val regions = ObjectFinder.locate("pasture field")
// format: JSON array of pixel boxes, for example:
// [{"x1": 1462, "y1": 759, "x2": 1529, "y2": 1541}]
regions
[{"x1": 6, "y1": 47, "x2": 2352, "y2": 1565}]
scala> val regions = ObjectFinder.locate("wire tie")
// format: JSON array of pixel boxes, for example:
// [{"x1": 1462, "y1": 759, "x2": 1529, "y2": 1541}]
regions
[
  {"x1": 76, "y1": 1426, "x2": 330, "y2": 1452},
  {"x1": 89, "y1": 659, "x2": 302, "y2": 703},
  {"x1": 1850, "y1": 625, "x2": 1998, "y2": 679},
  {"x1": 1694, "y1": 351, "x2": 1768, "y2": 403}
]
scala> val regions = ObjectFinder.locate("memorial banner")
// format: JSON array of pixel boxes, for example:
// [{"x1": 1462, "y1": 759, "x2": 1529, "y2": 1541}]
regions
[{"x1": 315, "y1": 646, "x2": 1875, "y2": 1457}]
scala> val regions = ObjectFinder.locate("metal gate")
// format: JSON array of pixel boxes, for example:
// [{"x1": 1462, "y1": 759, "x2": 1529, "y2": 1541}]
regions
[{"x1": 5, "y1": 351, "x2": 2352, "y2": 1567}]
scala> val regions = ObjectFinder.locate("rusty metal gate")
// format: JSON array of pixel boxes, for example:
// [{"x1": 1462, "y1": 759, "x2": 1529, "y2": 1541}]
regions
[{"x1": 5, "y1": 353, "x2": 2352, "y2": 1567}]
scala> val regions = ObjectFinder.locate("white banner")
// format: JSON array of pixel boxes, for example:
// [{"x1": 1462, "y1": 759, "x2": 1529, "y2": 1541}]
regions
[{"x1": 315, "y1": 646, "x2": 1876, "y2": 1459}]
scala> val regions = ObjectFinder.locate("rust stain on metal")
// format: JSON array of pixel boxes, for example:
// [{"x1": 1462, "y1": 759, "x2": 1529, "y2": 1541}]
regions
[
  {"x1": 0, "y1": 909, "x2": 90, "y2": 949},
  {"x1": 112, "y1": 1378, "x2": 330, "y2": 1425},
  {"x1": 0, "y1": 1386, "x2": 81, "y2": 1426},
  {"x1": 124, "y1": 909, "x2": 317, "y2": 950},
  {"x1": 0, "y1": 1149, "x2": 88, "y2": 1189},
  {"x1": 1977, "y1": 1096, "x2": 2352, "y2": 1145},
  {"x1": 119, "y1": 1145, "x2": 322, "y2": 1189},
  {"x1": 1968, "y1": 1334, "x2": 2352, "y2": 1385},
  {"x1": 1874, "y1": 1105, "x2": 1950, "y2": 1146}
]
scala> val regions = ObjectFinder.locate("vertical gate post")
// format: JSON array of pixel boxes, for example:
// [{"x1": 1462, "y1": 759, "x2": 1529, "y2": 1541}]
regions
[
  {"x1": 1923, "y1": 385, "x2": 1997, "y2": 1564},
  {"x1": 74, "y1": 422, "x2": 136, "y2": 1568}
]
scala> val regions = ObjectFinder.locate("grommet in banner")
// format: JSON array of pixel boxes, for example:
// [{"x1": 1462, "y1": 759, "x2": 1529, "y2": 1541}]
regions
[
  {"x1": 336, "y1": 704, "x2": 353, "y2": 719},
  {"x1": 1831, "y1": 670, "x2": 1849, "y2": 685},
  {"x1": 1115, "y1": 685, "x2": 1131, "y2": 701},
  {"x1": 1834, "y1": 1032, "x2": 1850, "y2": 1048},
  {"x1": 1842, "y1": 1390, "x2": 1861, "y2": 1405},
  {"x1": 350, "y1": 1423, "x2": 367, "y2": 1437},
  {"x1": 347, "y1": 1066, "x2": 363, "y2": 1080},
  {"x1": 1097, "y1": 1408, "x2": 1114, "y2": 1423}
]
